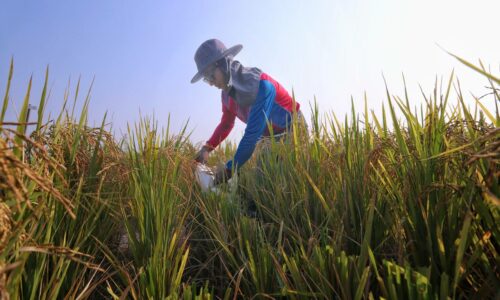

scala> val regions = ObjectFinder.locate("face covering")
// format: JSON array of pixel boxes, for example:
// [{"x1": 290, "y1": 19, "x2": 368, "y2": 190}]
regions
[{"x1": 224, "y1": 59, "x2": 263, "y2": 107}]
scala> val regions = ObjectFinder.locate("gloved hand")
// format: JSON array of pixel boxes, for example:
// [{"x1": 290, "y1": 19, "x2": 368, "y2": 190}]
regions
[
  {"x1": 213, "y1": 164, "x2": 232, "y2": 186},
  {"x1": 195, "y1": 145, "x2": 212, "y2": 164}
]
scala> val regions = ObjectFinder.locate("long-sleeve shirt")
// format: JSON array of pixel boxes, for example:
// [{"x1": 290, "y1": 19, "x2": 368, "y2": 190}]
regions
[{"x1": 206, "y1": 73, "x2": 300, "y2": 171}]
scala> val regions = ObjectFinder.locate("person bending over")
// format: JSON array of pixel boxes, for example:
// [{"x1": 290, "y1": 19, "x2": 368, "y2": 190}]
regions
[{"x1": 191, "y1": 39, "x2": 305, "y2": 185}]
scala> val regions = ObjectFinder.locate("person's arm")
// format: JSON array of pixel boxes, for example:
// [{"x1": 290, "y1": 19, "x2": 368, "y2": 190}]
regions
[
  {"x1": 226, "y1": 80, "x2": 275, "y2": 171},
  {"x1": 206, "y1": 102, "x2": 236, "y2": 149}
]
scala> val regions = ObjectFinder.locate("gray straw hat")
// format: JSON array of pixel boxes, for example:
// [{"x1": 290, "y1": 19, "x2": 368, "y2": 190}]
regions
[{"x1": 191, "y1": 39, "x2": 242, "y2": 83}]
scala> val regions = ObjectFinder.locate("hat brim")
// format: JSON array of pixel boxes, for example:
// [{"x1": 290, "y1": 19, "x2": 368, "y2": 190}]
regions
[{"x1": 190, "y1": 44, "x2": 243, "y2": 83}]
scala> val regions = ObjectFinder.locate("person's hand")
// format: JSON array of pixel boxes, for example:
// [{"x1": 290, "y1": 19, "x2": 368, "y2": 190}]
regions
[
  {"x1": 213, "y1": 164, "x2": 232, "y2": 186},
  {"x1": 195, "y1": 145, "x2": 212, "y2": 164}
]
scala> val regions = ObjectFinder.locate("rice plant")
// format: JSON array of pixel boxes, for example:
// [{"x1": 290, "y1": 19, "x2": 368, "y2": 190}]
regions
[{"x1": 0, "y1": 55, "x2": 498, "y2": 299}]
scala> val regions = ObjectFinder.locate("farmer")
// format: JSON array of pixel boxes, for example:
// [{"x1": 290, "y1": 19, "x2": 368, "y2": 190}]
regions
[{"x1": 192, "y1": 39, "x2": 305, "y2": 185}]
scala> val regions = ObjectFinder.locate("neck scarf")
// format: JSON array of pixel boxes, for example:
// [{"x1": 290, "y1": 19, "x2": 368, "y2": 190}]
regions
[{"x1": 225, "y1": 59, "x2": 262, "y2": 107}]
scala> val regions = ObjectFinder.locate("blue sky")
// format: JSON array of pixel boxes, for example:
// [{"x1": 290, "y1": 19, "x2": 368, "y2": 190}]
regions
[{"x1": 1, "y1": 0, "x2": 499, "y2": 144}]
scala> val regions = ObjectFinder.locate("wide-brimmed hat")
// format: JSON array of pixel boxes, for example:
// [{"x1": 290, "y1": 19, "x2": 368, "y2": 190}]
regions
[{"x1": 191, "y1": 39, "x2": 242, "y2": 83}]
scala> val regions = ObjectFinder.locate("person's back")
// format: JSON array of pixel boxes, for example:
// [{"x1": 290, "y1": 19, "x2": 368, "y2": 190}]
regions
[{"x1": 209, "y1": 68, "x2": 302, "y2": 145}]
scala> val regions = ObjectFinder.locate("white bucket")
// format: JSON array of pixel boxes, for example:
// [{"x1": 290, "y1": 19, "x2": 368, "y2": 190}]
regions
[
  {"x1": 195, "y1": 163, "x2": 238, "y2": 194},
  {"x1": 195, "y1": 163, "x2": 215, "y2": 192}
]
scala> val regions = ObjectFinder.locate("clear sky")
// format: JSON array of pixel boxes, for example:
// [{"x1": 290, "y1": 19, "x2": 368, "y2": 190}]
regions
[{"x1": 1, "y1": 0, "x2": 499, "y2": 144}]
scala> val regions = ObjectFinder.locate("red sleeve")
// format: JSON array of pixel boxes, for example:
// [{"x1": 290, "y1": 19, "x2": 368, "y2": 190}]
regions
[{"x1": 206, "y1": 102, "x2": 236, "y2": 149}]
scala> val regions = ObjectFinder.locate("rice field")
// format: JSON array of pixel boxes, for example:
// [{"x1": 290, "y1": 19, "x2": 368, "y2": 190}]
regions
[{"x1": 0, "y1": 56, "x2": 498, "y2": 299}]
